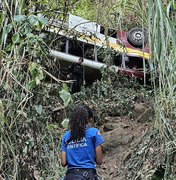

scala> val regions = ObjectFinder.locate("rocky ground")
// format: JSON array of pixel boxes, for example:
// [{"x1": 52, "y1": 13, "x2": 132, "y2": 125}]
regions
[{"x1": 97, "y1": 102, "x2": 155, "y2": 180}]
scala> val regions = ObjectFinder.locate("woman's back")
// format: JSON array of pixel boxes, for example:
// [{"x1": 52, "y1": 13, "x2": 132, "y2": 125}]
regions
[
  {"x1": 61, "y1": 127, "x2": 104, "y2": 170},
  {"x1": 61, "y1": 105, "x2": 104, "y2": 180}
]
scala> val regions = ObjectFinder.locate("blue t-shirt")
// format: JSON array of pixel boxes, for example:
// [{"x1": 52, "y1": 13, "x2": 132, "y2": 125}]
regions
[{"x1": 61, "y1": 127, "x2": 104, "y2": 170}]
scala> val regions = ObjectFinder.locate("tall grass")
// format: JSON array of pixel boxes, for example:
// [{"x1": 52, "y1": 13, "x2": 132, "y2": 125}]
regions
[
  {"x1": 2, "y1": 0, "x2": 176, "y2": 179},
  {"x1": 0, "y1": 0, "x2": 68, "y2": 179},
  {"x1": 148, "y1": 0, "x2": 176, "y2": 178}
]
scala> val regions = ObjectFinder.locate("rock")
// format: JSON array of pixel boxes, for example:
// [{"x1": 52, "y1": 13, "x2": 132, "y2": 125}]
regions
[
  {"x1": 104, "y1": 116, "x2": 121, "y2": 123},
  {"x1": 102, "y1": 125, "x2": 134, "y2": 153},
  {"x1": 103, "y1": 123, "x2": 115, "y2": 132},
  {"x1": 131, "y1": 103, "x2": 154, "y2": 123},
  {"x1": 120, "y1": 123, "x2": 129, "y2": 129},
  {"x1": 52, "y1": 105, "x2": 65, "y2": 125}
]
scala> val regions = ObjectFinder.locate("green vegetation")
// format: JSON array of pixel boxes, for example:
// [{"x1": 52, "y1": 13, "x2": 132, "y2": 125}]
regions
[
  {"x1": 0, "y1": 0, "x2": 176, "y2": 179},
  {"x1": 149, "y1": 0, "x2": 176, "y2": 179}
]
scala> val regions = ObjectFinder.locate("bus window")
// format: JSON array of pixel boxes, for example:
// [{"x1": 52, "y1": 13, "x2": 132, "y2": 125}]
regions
[
  {"x1": 59, "y1": 36, "x2": 67, "y2": 52},
  {"x1": 127, "y1": 57, "x2": 149, "y2": 70},
  {"x1": 49, "y1": 34, "x2": 67, "y2": 52},
  {"x1": 113, "y1": 54, "x2": 122, "y2": 66},
  {"x1": 100, "y1": 26, "x2": 116, "y2": 38},
  {"x1": 97, "y1": 47, "x2": 105, "y2": 63},
  {"x1": 68, "y1": 39, "x2": 84, "y2": 57},
  {"x1": 108, "y1": 29, "x2": 117, "y2": 38},
  {"x1": 97, "y1": 47, "x2": 119, "y2": 64},
  {"x1": 100, "y1": 26, "x2": 105, "y2": 34},
  {"x1": 84, "y1": 43, "x2": 94, "y2": 60}
]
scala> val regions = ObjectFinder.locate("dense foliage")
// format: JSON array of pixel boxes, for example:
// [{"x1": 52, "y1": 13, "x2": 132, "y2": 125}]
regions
[{"x1": 0, "y1": 0, "x2": 176, "y2": 179}]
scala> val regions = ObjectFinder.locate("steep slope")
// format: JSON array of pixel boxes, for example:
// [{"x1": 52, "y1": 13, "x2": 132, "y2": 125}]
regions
[{"x1": 97, "y1": 103, "x2": 157, "y2": 180}]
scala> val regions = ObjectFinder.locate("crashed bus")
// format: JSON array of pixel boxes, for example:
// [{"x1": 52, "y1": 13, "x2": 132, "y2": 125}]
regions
[{"x1": 46, "y1": 14, "x2": 151, "y2": 81}]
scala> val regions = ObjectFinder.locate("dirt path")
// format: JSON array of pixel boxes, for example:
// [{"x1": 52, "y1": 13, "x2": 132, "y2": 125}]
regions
[{"x1": 97, "y1": 116, "x2": 152, "y2": 180}]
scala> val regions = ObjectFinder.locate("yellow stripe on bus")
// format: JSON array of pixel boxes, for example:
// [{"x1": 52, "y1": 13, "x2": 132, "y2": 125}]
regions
[
  {"x1": 82, "y1": 36, "x2": 150, "y2": 60},
  {"x1": 48, "y1": 26, "x2": 150, "y2": 60}
]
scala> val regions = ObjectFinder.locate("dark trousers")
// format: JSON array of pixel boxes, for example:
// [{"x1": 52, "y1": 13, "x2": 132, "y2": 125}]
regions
[
  {"x1": 64, "y1": 168, "x2": 97, "y2": 180},
  {"x1": 71, "y1": 76, "x2": 82, "y2": 94}
]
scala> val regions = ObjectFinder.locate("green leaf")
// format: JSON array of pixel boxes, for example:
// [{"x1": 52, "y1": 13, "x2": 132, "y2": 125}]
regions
[
  {"x1": 28, "y1": 15, "x2": 42, "y2": 30},
  {"x1": 63, "y1": 83, "x2": 69, "y2": 92},
  {"x1": 28, "y1": 15, "x2": 37, "y2": 25},
  {"x1": 5, "y1": 43, "x2": 13, "y2": 51},
  {"x1": 0, "y1": 100, "x2": 4, "y2": 112},
  {"x1": 29, "y1": 62, "x2": 37, "y2": 71},
  {"x1": 37, "y1": 14, "x2": 48, "y2": 25},
  {"x1": 29, "y1": 80, "x2": 36, "y2": 89},
  {"x1": 34, "y1": 105, "x2": 43, "y2": 115},
  {"x1": 14, "y1": 15, "x2": 26, "y2": 22},
  {"x1": 28, "y1": 138, "x2": 34, "y2": 147},
  {"x1": 0, "y1": 112, "x2": 7, "y2": 127},
  {"x1": 26, "y1": 33, "x2": 34, "y2": 38},
  {"x1": 61, "y1": 118, "x2": 69, "y2": 129},
  {"x1": 12, "y1": 33, "x2": 20, "y2": 44},
  {"x1": 23, "y1": 146, "x2": 28, "y2": 154},
  {"x1": 17, "y1": 110, "x2": 27, "y2": 118},
  {"x1": 24, "y1": 25, "x2": 32, "y2": 35},
  {"x1": 34, "y1": 21, "x2": 41, "y2": 31},
  {"x1": 35, "y1": 77, "x2": 41, "y2": 85},
  {"x1": 47, "y1": 124, "x2": 58, "y2": 131},
  {"x1": 6, "y1": 24, "x2": 12, "y2": 34},
  {"x1": 38, "y1": 69, "x2": 44, "y2": 80},
  {"x1": 59, "y1": 89, "x2": 73, "y2": 107}
]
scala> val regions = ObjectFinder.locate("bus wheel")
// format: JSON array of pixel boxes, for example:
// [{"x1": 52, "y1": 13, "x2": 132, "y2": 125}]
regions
[{"x1": 127, "y1": 27, "x2": 148, "y2": 47}]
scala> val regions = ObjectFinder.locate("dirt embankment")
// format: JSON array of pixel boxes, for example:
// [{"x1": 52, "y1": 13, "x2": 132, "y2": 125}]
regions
[{"x1": 97, "y1": 102, "x2": 155, "y2": 180}]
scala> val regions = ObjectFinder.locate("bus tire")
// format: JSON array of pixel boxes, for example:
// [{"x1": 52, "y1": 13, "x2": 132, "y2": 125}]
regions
[{"x1": 127, "y1": 27, "x2": 148, "y2": 47}]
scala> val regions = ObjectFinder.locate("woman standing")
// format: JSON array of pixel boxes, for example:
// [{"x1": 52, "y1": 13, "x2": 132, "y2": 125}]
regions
[{"x1": 61, "y1": 105, "x2": 104, "y2": 180}]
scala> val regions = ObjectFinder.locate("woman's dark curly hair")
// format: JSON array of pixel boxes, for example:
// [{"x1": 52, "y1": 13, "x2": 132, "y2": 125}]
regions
[
  {"x1": 83, "y1": 105, "x2": 93, "y2": 119},
  {"x1": 69, "y1": 105, "x2": 88, "y2": 141}
]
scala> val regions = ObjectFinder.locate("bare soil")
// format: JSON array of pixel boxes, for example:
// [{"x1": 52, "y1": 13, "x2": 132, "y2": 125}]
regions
[{"x1": 97, "y1": 103, "x2": 154, "y2": 180}]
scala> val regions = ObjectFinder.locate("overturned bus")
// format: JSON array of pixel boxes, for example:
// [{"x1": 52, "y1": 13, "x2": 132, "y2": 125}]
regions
[{"x1": 46, "y1": 14, "x2": 151, "y2": 81}]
